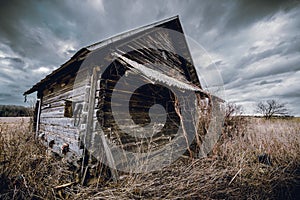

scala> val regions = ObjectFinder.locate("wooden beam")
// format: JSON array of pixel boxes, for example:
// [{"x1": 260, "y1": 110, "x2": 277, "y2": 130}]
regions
[
  {"x1": 81, "y1": 67, "x2": 98, "y2": 176},
  {"x1": 100, "y1": 129, "x2": 119, "y2": 182},
  {"x1": 85, "y1": 67, "x2": 99, "y2": 149}
]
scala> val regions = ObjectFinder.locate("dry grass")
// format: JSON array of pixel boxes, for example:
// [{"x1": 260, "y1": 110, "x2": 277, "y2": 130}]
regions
[
  {"x1": 0, "y1": 117, "x2": 299, "y2": 199},
  {"x1": 0, "y1": 118, "x2": 77, "y2": 199}
]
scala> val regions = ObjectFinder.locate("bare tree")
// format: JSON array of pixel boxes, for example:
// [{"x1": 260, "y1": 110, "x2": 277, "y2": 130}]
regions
[
  {"x1": 256, "y1": 99, "x2": 288, "y2": 119},
  {"x1": 225, "y1": 103, "x2": 243, "y2": 119},
  {"x1": 223, "y1": 103, "x2": 248, "y2": 139}
]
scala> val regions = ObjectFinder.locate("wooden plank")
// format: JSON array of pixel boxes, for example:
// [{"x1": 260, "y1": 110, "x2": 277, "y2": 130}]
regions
[
  {"x1": 84, "y1": 67, "x2": 98, "y2": 147},
  {"x1": 41, "y1": 105, "x2": 65, "y2": 113},
  {"x1": 40, "y1": 117, "x2": 75, "y2": 127},
  {"x1": 89, "y1": 67, "x2": 119, "y2": 181},
  {"x1": 40, "y1": 110, "x2": 64, "y2": 118},
  {"x1": 40, "y1": 124, "x2": 79, "y2": 141},
  {"x1": 43, "y1": 86, "x2": 87, "y2": 104}
]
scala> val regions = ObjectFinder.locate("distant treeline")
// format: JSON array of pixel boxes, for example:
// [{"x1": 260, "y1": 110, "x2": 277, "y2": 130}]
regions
[
  {"x1": 0, "y1": 105, "x2": 33, "y2": 117},
  {"x1": 253, "y1": 115, "x2": 295, "y2": 119}
]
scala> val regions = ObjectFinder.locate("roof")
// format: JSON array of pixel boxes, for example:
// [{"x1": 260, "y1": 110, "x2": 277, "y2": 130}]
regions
[
  {"x1": 23, "y1": 16, "x2": 196, "y2": 96},
  {"x1": 114, "y1": 52, "x2": 209, "y2": 94},
  {"x1": 85, "y1": 15, "x2": 179, "y2": 51}
]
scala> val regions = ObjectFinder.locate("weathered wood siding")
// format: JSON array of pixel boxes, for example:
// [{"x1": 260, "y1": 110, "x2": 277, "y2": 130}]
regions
[
  {"x1": 82, "y1": 27, "x2": 204, "y2": 168},
  {"x1": 32, "y1": 17, "x2": 210, "y2": 172},
  {"x1": 39, "y1": 67, "x2": 91, "y2": 157}
]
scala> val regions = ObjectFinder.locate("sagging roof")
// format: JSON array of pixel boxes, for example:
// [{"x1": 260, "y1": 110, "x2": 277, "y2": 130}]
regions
[
  {"x1": 114, "y1": 52, "x2": 209, "y2": 94},
  {"x1": 24, "y1": 16, "x2": 198, "y2": 96}
]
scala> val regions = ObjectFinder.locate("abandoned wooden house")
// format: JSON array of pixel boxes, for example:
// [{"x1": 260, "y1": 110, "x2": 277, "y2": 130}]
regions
[{"x1": 24, "y1": 16, "x2": 222, "y2": 180}]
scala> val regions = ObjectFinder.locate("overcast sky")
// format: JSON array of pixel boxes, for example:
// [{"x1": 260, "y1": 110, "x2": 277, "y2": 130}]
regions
[{"x1": 0, "y1": 0, "x2": 299, "y2": 116}]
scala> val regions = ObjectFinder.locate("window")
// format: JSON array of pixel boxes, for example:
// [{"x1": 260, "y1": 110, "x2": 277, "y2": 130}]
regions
[{"x1": 64, "y1": 100, "x2": 73, "y2": 117}]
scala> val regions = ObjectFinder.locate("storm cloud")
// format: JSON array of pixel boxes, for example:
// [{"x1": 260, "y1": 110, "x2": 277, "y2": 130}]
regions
[{"x1": 0, "y1": 0, "x2": 299, "y2": 115}]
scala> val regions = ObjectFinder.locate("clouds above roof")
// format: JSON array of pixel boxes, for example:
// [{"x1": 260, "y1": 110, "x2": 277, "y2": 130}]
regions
[{"x1": 0, "y1": 0, "x2": 299, "y2": 115}]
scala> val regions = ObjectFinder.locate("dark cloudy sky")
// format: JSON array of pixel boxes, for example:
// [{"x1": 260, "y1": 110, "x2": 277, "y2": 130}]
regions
[{"x1": 0, "y1": 0, "x2": 299, "y2": 116}]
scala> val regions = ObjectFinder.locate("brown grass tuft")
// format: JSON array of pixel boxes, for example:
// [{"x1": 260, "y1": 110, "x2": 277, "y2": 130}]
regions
[{"x1": 0, "y1": 117, "x2": 299, "y2": 199}]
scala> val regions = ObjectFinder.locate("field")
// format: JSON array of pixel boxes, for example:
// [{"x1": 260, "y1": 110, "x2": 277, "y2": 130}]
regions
[
  {"x1": 0, "y1": 117, "x2": 30, "y2": 124},
  {"x1": 0, "y1": 116, "x2": 299, "y2": 199}
]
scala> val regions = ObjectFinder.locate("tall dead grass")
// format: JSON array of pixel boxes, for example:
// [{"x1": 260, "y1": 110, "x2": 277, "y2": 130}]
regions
[
  {"x1": 0, "y1": 118, "x2": 76, "y2": 199},
  {"x1": 0, "y1": 117, "x2": 299, "y2": 199}
]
